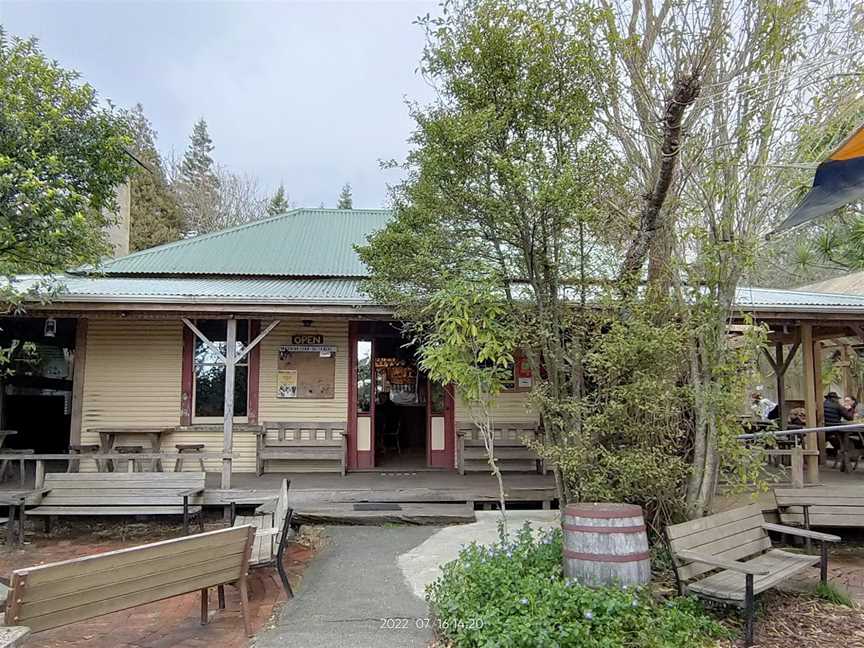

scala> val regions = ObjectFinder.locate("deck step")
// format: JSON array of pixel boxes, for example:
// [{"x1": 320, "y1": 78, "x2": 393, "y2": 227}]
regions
[{"x1": 294, "y1": 501, "x2": 476, "y2": 525}]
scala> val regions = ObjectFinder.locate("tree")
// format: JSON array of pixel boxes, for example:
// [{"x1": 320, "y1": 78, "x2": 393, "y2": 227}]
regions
[
  {"x1": 418, "y1": 280, "x2": 516, "y2": 522},
  {"x1": 267, "y1": 183, "x2": 292, "y2": 216},
  {"x1": 336, "y1": 182, "x2": 353, "y2": 209},
  {"x1": 0, "y1": 29, "x2": 131, "y2": 277},
  {"x1": 359, "y1": 0, "x2": 621, "y2": 506},
  {"x1": 123, "y1": 104, "x2": 183, "y2": 251},
  {"x1": 597, "y1": 0, "x2": 864, "y2": 517},
  {"x1": 176, "y1": 118, "x2": 220, "y2": 235}
]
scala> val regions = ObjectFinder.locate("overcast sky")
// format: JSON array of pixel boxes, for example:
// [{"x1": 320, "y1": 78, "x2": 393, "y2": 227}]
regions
[{"x1": 1, "y1": 1, "x2": 440, "y2": 208}]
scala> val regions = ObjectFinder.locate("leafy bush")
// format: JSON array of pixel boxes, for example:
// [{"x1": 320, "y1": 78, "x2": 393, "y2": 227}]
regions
[{"x1": 427, "y1": 523, "x2": 729, "y2": 648}]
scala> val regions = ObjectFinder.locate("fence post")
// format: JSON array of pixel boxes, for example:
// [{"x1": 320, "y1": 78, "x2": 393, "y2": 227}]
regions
[{"x1": 790, "y1": 446, "x2": 804, "y2": 489}]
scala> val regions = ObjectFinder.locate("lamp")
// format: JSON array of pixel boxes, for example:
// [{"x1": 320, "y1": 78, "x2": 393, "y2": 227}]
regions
[{"x1": 44, "y1": 318, "x2": 57, "y2": 338}]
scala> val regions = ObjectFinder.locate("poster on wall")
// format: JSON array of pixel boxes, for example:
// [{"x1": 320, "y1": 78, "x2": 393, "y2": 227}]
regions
[{"x1": 277, "y1": 369, "x2": 298, "y2": 399}]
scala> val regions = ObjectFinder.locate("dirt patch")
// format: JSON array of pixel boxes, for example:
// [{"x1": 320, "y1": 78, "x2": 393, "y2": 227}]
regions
[{"x1": 718, "y1": 592, "x2": 864, "y2": 648}]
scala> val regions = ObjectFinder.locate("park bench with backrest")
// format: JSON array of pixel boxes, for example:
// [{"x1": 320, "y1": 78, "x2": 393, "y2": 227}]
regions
[
  {"x1": 256, "y1": 422, "x2": 346, "y2": 475},
  {"x1": 231, "y1": 478, "x2": 294, "y2": 597},
  {"x1": 665, "y1": 503, "x2": 840, "y2": 647},
  {"x1": 4, "y1": 525, "x2": 256, "y2": 638},
  {"x1": 457, "y1": 422, "x2": 544, "y2": 474},
  {"x1": 25, "y1": 472, "x2": 206, "y2": 535},
  {"x1": 775, "y1": 486, "x2": 864, "y2": 531}
]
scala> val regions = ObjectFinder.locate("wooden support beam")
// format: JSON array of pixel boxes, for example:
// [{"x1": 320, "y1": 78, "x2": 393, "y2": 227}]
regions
[
  {"x1": 235, "y1": 319, "x2": 280, "y2": 363},
  {"x1": 69, "y1": 319, "x2": 88, "y2": 447},
  {"x1": 780, "y1": 342, "x2": 800, "y2": 375},
  {"x1": 762, "y1": 347, "x2": 779, "y2": 373},
  {"x1": 182, "y1": 318, "x2": 227, "y2": 363},
  {"x1": 222, "y1": 318, "x2": 236, "y2": 490},
  {"x1": 774, "y1": 343, "x2": 786, "y2": 425},
  {"x1": 801, "y1": 324, "x2": 820, "y2": 484}
]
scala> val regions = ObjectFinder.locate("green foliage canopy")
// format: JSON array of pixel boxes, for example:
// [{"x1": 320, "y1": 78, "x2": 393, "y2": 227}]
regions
[
  {"x1": 0, "y1": 29, "x2": 132, "y2": 275},
  {"x1": 123, "y1": 104, "x2": 184, "y2": 252}
]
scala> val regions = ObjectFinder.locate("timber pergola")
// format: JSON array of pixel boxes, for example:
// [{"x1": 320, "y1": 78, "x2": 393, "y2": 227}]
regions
[{"x1": 734, "y1": 308, "x2": 864, "y2": 485}]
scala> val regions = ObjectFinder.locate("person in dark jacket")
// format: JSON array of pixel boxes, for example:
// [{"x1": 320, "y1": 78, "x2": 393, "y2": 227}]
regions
[
  {"x1": 824, "y1": 392, "x2": 853, "y2": 462},
  {"x1": 824, "y1": 392, "x2": 853, "y2": 426}
]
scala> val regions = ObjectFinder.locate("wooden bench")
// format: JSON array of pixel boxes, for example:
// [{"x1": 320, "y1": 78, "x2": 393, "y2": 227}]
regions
[
  {"x1": 4, "y1": 525, "x2": 256, "y2": 637},
  {"x1": 232, "y1": 478, "x2": 294, "y2": 596},
  {"x1": 26, "y1": 472, "x2": 206, "y2": 535},
  {"x1": 775, "y1": 487, "x2": 864, "y2": 531},
  {"x1": 457, "y1": 423, "x2": 543, "y2": 475},
  {"x1": 666, "y1": 503, "x2": 840, "y2": 646},
  {"x1": 257, "y1": 422, "x2": 347, "y2": 476}
]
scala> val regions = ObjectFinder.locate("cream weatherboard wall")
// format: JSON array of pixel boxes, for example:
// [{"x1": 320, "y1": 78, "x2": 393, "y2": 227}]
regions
[
  {"x1": 79, "y1": 319, "x2": 184, "y2": 470},
  {"x1": 79, "y1": 319, "x2": 261, "y2": 473},
  {"x1": 454, "y1": 391, "x2": 537, "y2": 425},
  {"x1": 257, "y1": 318, "x2": 349, "y2": 471}
]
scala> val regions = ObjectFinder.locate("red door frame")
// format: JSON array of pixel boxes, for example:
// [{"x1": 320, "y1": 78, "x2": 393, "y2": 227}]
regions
[
  {"x1": 347, "y1": 321, "x2": 456, "y2": 471},
  {"x1": 348, "y1": 322, "x2": 375, "y2": 469},
  {"x1": 427, "y1": 382, "x2": 456, "y2": 469}
]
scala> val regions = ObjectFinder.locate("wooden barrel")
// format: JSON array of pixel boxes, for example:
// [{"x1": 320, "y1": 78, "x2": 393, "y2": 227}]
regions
[{"x1": 562, "y1": 503, "x2": 651, "y2": 587}]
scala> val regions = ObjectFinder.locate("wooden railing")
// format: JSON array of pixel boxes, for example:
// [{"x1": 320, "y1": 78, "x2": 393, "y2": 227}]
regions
[{"x1": 737, "y1": 424, "x2": 864, "y2": 487}]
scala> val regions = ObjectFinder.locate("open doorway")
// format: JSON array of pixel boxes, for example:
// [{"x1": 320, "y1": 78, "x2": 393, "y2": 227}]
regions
[
  {"x1": 348, "y1": 321, "x2": 455, "y2": 471},
  {"x1": 373, "y1": 337, "x2": 427, "y2": 469},
  {"x1": 0, "y1": 317, "x2": 77, "y2": 454}
]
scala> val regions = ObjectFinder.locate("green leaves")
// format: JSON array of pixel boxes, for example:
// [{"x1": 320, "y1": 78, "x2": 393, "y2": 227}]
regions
[
  {"x1": 0, "y1": 28, "x2": 132, "y2": 275},
  {"x1": 427, "y1": 524, "x2": 729, "y2": 648},
  {"x1": 418, "y1": 279, "x2": 516, "y2": 404}
]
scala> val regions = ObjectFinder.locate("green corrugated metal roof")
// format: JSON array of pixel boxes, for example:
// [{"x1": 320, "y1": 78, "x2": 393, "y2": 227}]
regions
[
  {"x1": 86, "y1": 208, "x2": 392, "y2": 277},
  {"x1": 14, "y1": 275, "x2": 371, "y2": 304}
]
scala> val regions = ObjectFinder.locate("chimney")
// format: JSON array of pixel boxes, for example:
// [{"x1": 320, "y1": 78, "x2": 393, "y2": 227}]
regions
[{"x1": 103, "y1": 180, "x2": 131, "y2": 258}]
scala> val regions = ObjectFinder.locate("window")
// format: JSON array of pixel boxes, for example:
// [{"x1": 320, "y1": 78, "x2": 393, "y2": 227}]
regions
[
  {"x1": 194, "y1": 320, "x2": 249, "y2": 418},
  {"x1": 356, "y1": 339, "x2": 372, "y2": 413}
]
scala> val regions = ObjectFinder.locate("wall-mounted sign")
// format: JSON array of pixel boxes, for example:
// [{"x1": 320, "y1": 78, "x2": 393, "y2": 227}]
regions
[
  {"x1": 292, "y1": 334, "x2": 324, "y2": 345},
  {"x1": 280, "y1": 344, "x2": 337, "y2": 354}
]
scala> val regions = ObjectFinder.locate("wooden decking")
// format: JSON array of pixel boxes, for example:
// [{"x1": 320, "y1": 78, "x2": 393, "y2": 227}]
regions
[{"x1": 201, "y1": 471, "x2": 556, "y2": 524}]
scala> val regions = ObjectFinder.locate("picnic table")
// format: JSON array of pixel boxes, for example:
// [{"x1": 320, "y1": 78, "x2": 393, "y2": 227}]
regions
[
  {"x1": 90, "y1": 427, "x2": 173, "y2": 472},
  {"x1": 829, "y1": 424, "x2": 864, "y2": 473}
]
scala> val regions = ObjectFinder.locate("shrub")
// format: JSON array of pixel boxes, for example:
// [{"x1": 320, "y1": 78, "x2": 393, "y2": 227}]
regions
[{"x1": 426, "y1": 523, "x2": 729, "y2": 648}]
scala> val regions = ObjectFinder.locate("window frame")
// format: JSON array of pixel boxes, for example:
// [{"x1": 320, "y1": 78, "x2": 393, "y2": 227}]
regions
[{"x1": 191, "y1": 319, "x2": 251, "y2": 423}]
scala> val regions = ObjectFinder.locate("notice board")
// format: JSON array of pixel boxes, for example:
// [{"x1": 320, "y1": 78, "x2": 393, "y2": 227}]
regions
[{"x1": 277, "y1": 343, "x2": 336, "y2": 399}]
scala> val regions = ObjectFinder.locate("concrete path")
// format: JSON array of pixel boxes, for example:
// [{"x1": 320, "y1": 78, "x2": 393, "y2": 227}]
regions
[
  {"x1": 398, "y1": 510, "x2": 560, "y2": 598},
  {"x1": 254, "y1": 526, "x2": 438, "y2": 648}
]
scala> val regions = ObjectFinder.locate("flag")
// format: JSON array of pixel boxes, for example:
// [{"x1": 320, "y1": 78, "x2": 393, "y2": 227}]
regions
[{"x1": 774, "y1": 124, "x2": 864, "y2": 232}]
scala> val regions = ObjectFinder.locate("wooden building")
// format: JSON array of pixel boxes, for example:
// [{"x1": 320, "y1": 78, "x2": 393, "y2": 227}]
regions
[{"x1": 6, "y1": 209, "x2": 864, "y2": 488}]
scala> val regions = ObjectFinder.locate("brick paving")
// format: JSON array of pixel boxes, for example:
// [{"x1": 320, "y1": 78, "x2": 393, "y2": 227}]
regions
[{"x1": 0, "y1": 521, "x2": 318, "y2": 648}]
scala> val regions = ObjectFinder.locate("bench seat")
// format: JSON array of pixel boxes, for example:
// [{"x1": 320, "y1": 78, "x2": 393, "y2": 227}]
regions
[
  {"x1": 257, "y1": 422, "x2": 346, "y2": 475},
  {"x1": 457, "y1": 423, "x2": 544, "y2": 474},
  {"x1": 687, "y1": 549, "x2": 818, "y2": 604},
  {"x1": 5, "y1": 526, "x2": 256, "y2": 637},
  {"x1": 775, "y1": 487, "x2": 864, "y2": 528},
  {"x1": 666, "y1": 503, "x2": 840, "y2": 647},
  {"x1": 25, "y1": 472, "x2": 206, "y2": 534}
]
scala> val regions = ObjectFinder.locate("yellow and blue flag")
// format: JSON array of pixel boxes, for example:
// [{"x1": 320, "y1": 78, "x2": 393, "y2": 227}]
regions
[{"x1": 776, "y1": 125, "x2": 864, "y2": 232}]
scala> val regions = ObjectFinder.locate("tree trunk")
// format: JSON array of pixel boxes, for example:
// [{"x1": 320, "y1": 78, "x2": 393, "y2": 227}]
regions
[{"x1": 618, "y1": 72, "x2": 702, "y2": 292}]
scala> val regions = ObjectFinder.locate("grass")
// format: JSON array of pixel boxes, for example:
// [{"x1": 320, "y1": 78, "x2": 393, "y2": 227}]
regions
[{"x1": 814, "y1": 581, "x2": 854, "y2": 607}]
